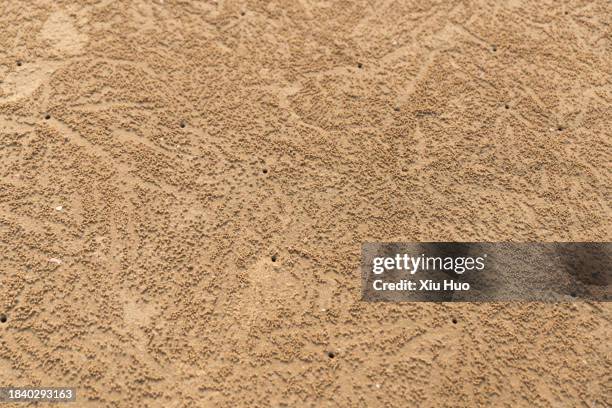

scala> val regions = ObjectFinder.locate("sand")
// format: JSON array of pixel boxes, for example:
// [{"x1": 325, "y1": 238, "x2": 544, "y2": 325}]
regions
[{"x1": 0, "y1": 1, "x2": 610, "y2": 407}]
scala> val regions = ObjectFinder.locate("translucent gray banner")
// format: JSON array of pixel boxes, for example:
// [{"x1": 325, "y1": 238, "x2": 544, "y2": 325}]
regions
[{"x1": 362, "y1": 243, "x2": 610, "y2": 302}]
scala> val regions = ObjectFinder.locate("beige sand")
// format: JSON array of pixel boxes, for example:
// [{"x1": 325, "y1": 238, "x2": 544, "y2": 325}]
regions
[{"x1": 0, "y1": 1, "x2": 610, "y2": 407}]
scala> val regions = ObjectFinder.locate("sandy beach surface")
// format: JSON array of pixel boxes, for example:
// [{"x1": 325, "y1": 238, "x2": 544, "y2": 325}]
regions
[{"x1": 0, "y1": 1, "x2": 610, "y2": 407}]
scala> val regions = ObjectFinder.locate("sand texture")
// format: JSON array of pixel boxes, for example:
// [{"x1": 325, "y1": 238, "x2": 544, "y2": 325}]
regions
[{"x1": 0, "y1": 1, "x2": 611, "y2": 407}]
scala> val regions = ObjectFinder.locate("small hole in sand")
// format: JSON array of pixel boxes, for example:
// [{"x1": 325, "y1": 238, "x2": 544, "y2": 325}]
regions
[
  {"x1": 271, "y1": 255, "x2": 277, "y2": 262},
  {"x1": 452, "y1": 318, "x2": 458, "y2": 324},
  {"x1": 504, "y1": 104, "x2": 510, "y2": 109},
  {"x1": 557, "y1": 125, "x2": 564, "y2": 131},
  {"x1": 491, "y1": 45, "x2": 497, "y2": 52},
  {"x1": 327, "y1": 351, "x2": 336, "y2": 359},
  {"x1": 357, "y1": 62, "x2": 363, "y2": 69},
  {"x1": 180, "y1": 122, "x2": 186, "y2": 128},
  {"x1": 16, "y1": 61, "x2": 22, "y2": 67},
  {"x1": 240, "y1": 11, "x2": 245, "y2": 16},
  {"x1": 394, "y1": 107, "x2": 400, "y2": 112},
  {"x1": 0, "y1": 314, "x2": 7, "y2": 323},
  {"x1": 45, "y1": 114, "x2": 51, "y2": 120},
  {"x1": 262, "y1": 168, "x2": 268, "y2": 174}
]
